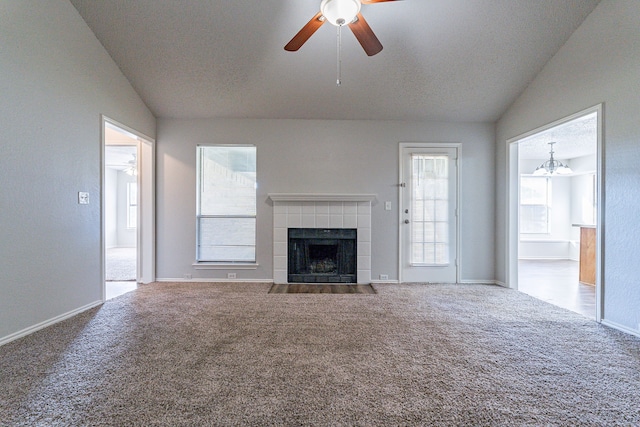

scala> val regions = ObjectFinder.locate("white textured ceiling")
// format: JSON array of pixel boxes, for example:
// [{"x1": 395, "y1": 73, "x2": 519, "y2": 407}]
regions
[
  {"x1": 518, "y1": 112, "x2": 597, "y2": 160},
  {"x1": 69, "y1": 0, "x2": 600, "y2": 121},
  {"x1": 105, "y1": 126, "x2": 138, "y2": 170}
]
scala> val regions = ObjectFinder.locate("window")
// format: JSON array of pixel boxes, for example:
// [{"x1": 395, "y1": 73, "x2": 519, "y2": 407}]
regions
[
  {"x1": 520, "y1": 176, "x2": 551, "y2": 234},
  {"x1": 197, "y1": 146, "x2": 256, "y2": 262},
  {"x1": 126, "y1": 182, "x2": 137, "y2": 229},
  {"x1": 410, "y1": 154, "x2": 450, "y2": 265}
]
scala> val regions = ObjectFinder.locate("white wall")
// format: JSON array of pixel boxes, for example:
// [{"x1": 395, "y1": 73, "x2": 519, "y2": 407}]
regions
[
  {"x1": 496, "y1": 0, "x2": 640, "y2": 333},
  {"x1": 0, "y1": 1, "x2": 155, "y2": 342},
  {"x1": 156, "y1": 118, "x2": 495, "y2": 283}
]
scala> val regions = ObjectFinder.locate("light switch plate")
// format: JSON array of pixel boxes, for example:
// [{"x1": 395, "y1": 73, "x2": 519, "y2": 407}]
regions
[
  {"x1": 384, "y1": 201, "x2": 392, "y2": 211},
  {"x1": 78, "y1": 192, "x2": 89, "y2": 205}
]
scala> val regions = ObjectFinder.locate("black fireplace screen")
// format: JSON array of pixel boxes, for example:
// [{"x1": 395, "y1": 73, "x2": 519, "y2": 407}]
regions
[{"x1": 288, "y1": 228, "x2": 357, "y2": 283}]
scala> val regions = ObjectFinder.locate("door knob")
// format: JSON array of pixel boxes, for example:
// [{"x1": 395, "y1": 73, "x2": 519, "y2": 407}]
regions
[{"x1": 404, "y1": 219, "x2": 410, "y2": 224}]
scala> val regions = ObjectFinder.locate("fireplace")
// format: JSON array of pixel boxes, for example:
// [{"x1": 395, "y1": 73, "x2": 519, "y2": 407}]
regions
[
  {"x1": 288, "y1": 228, "x2": 357, "y2": 283},
  {"x1": 268, "y1": 193, "x2": 375, "y2": 284}
]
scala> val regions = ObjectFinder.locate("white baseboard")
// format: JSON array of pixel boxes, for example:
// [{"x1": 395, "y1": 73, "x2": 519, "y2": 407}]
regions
[
  {"x1": 459, "y1": 279, "x2": 505, "y2": 286},
  {"x1": 158, "y1": 278, "x2": 506, "y2": 286},
  {"x1": 601, "y1": 319, "x2": 640, "y2": 338},
  {"x1": 0, "y1": 300, "x2": 103, "y2": 347},
  {"x1": 155, "y1": 278, "x2": 273, "y2": 283},
  {"x1": 372, "y1": 280, "x2": 503, "y2": 286}
]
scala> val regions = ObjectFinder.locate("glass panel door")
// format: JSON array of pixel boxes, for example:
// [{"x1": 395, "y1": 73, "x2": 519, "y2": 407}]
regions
[{"x1": 400, "y1": 145, "x2": 458, "y2": 283}]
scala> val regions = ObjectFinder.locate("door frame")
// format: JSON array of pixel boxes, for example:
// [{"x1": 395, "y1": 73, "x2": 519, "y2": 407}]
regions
[
  {"x1": 506, "y1": 104, "x2": 604, "y2": 321},
  {"x1": 101, "y1": 116, "x2": 155, "y2": 300},
  {"x1": 398, "y1": 142, "x2": 461, "y2": 283}
]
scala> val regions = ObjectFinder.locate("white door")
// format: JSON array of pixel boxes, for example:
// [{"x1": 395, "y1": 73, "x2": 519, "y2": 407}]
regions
[{"x1": 400, "y1": 144, "x2": 459, "y2": 283}]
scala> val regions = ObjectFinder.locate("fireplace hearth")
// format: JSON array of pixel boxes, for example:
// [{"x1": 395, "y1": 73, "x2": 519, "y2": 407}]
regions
[{"x1": 288, "y1": 228, "x2": 357, "y2": 283}]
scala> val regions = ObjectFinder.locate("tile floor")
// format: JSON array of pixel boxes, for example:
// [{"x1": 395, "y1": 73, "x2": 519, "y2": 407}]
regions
[{"x1": 106, "y1": 281, "x2": 138, "y2": 300}]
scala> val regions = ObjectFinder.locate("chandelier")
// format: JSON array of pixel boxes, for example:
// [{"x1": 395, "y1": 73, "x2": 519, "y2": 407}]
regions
[
  {"x1": 124, "y1": 154, "x2": 137, "y2": 176},
  {"x1": 533, "y1": 142, "x2": 572, "y2": 176}
]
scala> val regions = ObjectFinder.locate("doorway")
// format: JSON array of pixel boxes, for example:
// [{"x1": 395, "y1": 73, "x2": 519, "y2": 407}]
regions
[
  {"x1": 399, "y1": 143, "x2": 460, "y2": 283},
  {"x1": 102, "y1": 118, "x2": 155, "y2": 300},
  {"x1": 507, "y1": 106, "x2": 602, "y2": 320}
]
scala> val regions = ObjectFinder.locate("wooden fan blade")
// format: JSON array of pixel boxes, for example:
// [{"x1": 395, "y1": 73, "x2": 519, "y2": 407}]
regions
[
  {"x1": 361, "y1": 0, "x2": 400, "y2": 4},
  {"x1": 284, "y1": 12, "x2": 325, "y2": 52},
  {"x1": 348, "y1": 13, "x2": 383, "y2": 56}
]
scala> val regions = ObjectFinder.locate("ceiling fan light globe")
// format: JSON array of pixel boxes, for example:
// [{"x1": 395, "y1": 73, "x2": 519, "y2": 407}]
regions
[{"x1": 321, "y1": 0, "x2": 361, "y2": 26}]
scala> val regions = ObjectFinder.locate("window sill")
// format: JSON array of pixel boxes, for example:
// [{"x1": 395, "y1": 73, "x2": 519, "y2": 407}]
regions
[
  {"x1": 193, "y1": 262, "x2": 259, "y2": 270},
  {"x1": 519, "y1": 239, "x2": 568, "y2": 243}
]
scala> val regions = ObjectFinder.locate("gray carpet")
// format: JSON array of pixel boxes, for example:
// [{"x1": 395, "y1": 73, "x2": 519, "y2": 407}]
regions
[
  {"x1": 105, "y1": 247, "x2": 136, "y2": 281},
  {"x1": 1, "y1": 282, "x2": 639, "y2": 426}
]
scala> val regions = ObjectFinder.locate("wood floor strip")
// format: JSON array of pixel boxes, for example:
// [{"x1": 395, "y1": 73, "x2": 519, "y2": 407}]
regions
[{"x1": 268, "y1": 284, "x2": 377, "y2": 294}]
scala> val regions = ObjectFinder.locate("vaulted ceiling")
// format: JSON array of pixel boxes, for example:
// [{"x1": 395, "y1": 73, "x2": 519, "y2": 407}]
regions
[{"x1": 69, "y1": 0, "x2": 599, "y2": 122}]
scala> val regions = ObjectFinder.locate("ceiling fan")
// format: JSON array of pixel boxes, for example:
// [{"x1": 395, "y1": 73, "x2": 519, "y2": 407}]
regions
[{"x1": 285, "y1": 0, "x2": 400, "y2": 57}]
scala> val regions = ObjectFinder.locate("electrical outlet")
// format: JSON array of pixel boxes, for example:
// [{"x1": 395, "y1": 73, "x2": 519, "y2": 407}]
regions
[
  {"x1": 183, "y1": 273, "x2": 192, "y2": 280},
  {"x1": 379, "y1": 274, "x2": 389, "y2": 280},
  {"x1": 227, "y1": 273, "x2": 236, "y2": 279}
]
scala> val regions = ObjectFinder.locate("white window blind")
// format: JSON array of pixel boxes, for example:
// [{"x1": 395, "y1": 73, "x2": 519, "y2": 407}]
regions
[
  {"x1": 411, "y1": 154, "x2": 449, "y2": 265},
  {"x1": 197, "y1": 146, "x2": 256, "y2": 262}
]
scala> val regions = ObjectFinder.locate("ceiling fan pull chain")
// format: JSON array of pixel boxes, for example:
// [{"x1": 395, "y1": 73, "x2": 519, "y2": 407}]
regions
[{"x1": 336, "y1": 25, "x2": 342, "y2": 86}]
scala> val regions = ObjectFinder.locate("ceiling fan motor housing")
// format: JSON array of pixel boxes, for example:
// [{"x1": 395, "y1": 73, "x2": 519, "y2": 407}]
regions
[{"x1": 321, "y1": 0, "x2": 361, "y2": 26}]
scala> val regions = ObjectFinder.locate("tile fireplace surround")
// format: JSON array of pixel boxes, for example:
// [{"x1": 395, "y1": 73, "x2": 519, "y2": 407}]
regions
[{"x1": 268, "y1": 194, "x2": 377, "y2": 284}]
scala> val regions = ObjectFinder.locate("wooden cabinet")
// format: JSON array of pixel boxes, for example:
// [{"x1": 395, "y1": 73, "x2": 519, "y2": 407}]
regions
[{"x1": 579, "y1": 226, "x2": 596, "y2": 285}]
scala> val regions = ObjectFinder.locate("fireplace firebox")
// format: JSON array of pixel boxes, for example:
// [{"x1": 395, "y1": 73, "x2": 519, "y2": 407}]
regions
[{"x1": 288, "y1": 228, "x2": 357, "y2": 283}]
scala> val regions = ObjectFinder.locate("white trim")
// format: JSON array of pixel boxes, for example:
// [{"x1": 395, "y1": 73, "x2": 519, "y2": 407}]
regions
[
  {"x1": 595, "y1": 104, "x2": 604, "y2": 322},
  {"x1": 268, "y1": 193, "x2": 377, "y2": 203},
  {"x1": 101, "y1": 116, "x2": 156, "y2": 300},
  {"x1": 601, "y1": 320, "x2": 640, "y2": 338},
  {"x1": 0, "y1": 301, "x2": 102, "y2": 347},
  {"x1": 370, "y1": 279, "x2": 400, "y2": 284},
  {"x1": 137, "y1": 137, "x2": 156, "y2": 284},
  {"x1": 519, "y1": 239, "x2": 569, "y2": 243},
  {"x1": 518, "y1": 256, "x2": 573, "y2": 260},
  {"x1": 505, "y1": 104, "x2": 603, "y2": 322},
  {"x1": 459, "y1": 279, "x2": 505, "y2": 286},
  {"x1": 155, "y1": 278, "x2": 273, "y2": 283},
  {"x1": 193, "y1": 263, "x2": 259, "y2": 270},
  {"x1": 398, "y1": 142, "x2": 461, "y2": 284}
]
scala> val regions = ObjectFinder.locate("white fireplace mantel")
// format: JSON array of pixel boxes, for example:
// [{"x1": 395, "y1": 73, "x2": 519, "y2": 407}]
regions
[
  {"x1": 268, "y1": 193, "x2": 377, "y2": 203},
  {"x1": 269, "y1": 193, "x2": 376, "y2": 285}
]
